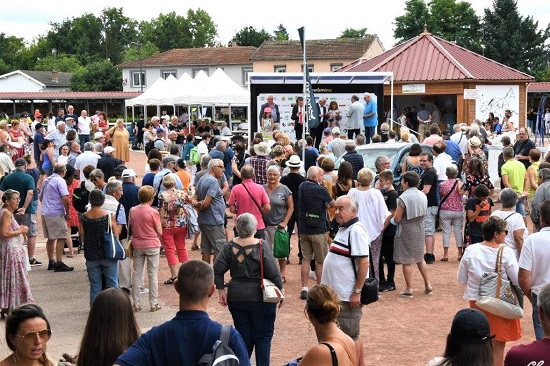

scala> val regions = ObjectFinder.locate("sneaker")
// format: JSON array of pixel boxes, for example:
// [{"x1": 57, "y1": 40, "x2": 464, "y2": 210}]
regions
[
  {"x1": 54, "y1": 262, "x2": 74, "y2": 272},
  {"x1": 29, "y1": 258, "x2": 42, "y2": 267},
  {"x1": 424, "y1": 285, "x2": 433, "y2": 295},
  {"x1": 47, "y1": 260, "x2": 56, "y2": 270},
  {"x1": 140, "y1": 287, "x2": 149, "y2": 294},
  {"x1": 133, "y1": 304, "x2": 141, "y2": 312},
  {"x1": 424, "y1": 253, "x2": 435, "y2": 264},
  {"x1": 150, "y1": 304, "x2": 161, "y2": 312},
  {"x1": 308, "y1": 270, "x2": 317, "y2": 280},
  {"x1": 300, "y1": 290, "x2": 308, "y2": 300},
  {"x1": 382, "y1": 282, "x2": 396, "y2": 292},
  {"x1": 399, "y1": 290, "x2": 414, "y2": 299}
]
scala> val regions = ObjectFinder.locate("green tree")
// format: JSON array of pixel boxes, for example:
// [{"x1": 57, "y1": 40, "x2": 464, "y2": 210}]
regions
[
  {"x1": 234, "y1": 26, "x2": 272, "y2": 47},
  {"x1": 122, "y1": 42, "x2": 160, "y2": 63},
  {"x1": 0, "y1": 34, "x2": 26, "y2": 71},
  {"x1": 100, "y1": 7, "x2": 138, "y2": 65},
  {"x1": 483, "y1": 0, "x2": 550, "y2": 78},
  {"x1": 274, "y1": 24, "x2": 289, "y2": 41},
  {"x1": 70, "y1": 60, "x2": 121, "y2": 91},
  {"x1": 393, "y1": 0, "x2": 481, "y2": 52},
  {"x1": 339, "y1": 28, "x2": 369, "y2": 38},
  {"x1": 184, "y1": 9, "x2": 218, "y2": 47},
  {"x1": 34, "y1": 54, "x2": 82, "y2": 72}
]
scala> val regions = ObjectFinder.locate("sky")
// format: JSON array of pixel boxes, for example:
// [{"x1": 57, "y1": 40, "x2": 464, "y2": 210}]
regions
[{"x1": 1, "y1": 0, "x2": 549, "y2": 50}]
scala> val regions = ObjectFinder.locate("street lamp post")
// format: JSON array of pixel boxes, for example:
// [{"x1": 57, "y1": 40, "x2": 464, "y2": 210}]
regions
[{"x1": 130, "y1": 42, "x2": 144, "y2": 92}]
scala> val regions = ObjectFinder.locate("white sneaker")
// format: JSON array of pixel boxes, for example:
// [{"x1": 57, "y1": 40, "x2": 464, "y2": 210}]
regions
[
  {"x1": 140, "y1": 287, "x2": 149, "y2": 294},
  {"x1": 309, "y1": 270, "x2": 317, "y2": 280}
]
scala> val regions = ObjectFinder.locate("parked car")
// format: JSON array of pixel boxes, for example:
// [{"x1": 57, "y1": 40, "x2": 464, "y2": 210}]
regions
[{"x1": 350, "y1": 142, "x2": 433, "y2": 185}]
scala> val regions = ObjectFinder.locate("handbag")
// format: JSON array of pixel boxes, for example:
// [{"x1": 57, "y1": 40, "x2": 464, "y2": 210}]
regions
[
  {"x1": 103, "y1": 213, "x2": 126, "y2": 260},
  {"x1": 273, "y1": 227, "x2": 290, "y2": 258},
  {"x1": 476, "y1": 246, "x2": 523, "y2": 319},
  {"x1": 349, "y1": 224, "x2": 379, "y2": 305},
  {"x1": 258, "y1": 240, "x2": 284, "y2": 303}
]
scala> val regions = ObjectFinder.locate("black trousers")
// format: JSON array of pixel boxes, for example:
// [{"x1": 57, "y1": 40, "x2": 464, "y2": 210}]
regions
[
  {"x1": 347, "y1": 128, "x2": 360, "y2": 140},
  {"x1": 295, "y1": 123, "x2": 303, "y2": 141},
  {"x1": 379, "y1": 232, "x2": 395, "y2": 283},
  {"x1": 310, "y1": 122, "x2": 326, "y2": 149}
]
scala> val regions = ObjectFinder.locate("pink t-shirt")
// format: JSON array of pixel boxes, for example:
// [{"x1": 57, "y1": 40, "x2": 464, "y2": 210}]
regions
[
  {"x1": 439, "y1": 179, "x2": 463, "y2": 211},
  {"x1": 129, "y1": 205, "x2": 161, "y2": 248},
  {"x1": 228, "y1": 179, "x2": 270, "y2": 229},
  {"x1": 423, "y1": 134, "x2": 442, "y2": 146}
]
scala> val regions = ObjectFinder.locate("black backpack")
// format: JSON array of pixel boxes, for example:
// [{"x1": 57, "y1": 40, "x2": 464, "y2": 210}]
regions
[
  {"x1": 198, "y1": 324, "x2": 239, "y2": 366},
  {"x1": 72, "y1": 181, "x2": 90, "y2": 213},
  {"x1": 144, "y1": 138, "x2": 162, "y2": 156}
]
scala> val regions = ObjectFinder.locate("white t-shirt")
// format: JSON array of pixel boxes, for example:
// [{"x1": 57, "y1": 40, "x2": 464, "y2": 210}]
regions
[
  {"x1": 491, "y1": 210, "x2": 528, "y2": 259},
  {"x1": 197, "y1": 141, "x2": 209, "y2": 156},
  {"x1": 347, "y1": 188, "x2": 390, "y2": 240},
  {"x1": 77, "y1": 116, "x2": 91, "y2": 135},
  {"x1": 321, "y1": 221, "x2": 370, "y2": 302},
  {"x1": 457, "y1": 244, "x2": 519, "y2": 300},
  {"x1": 74, "y1": 151, "x2": 100, "y2": 181},
  {"x1": 221, "y1": 126, "x2": 232, "y2": 136},
  {"x1": 433, "y1": 153, "x2": 453, "y2": 181},
  {"x1": 518, "y1": 227, "x2": 550, "y2": 296},
  {"x1": 450, "y1": 131, "x2": 468, "y2": 155}
]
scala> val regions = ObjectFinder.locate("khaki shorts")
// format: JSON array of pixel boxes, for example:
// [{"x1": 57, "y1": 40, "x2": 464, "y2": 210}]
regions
[
  {"x1": 299, "y1": 233, "x2": 328, "y2": 262},
  {"x1": 199, "y1": 223, "x2": 226, "y2": 255},
  {"x1": 15, "y1": 213, "x2": 38, "y2": 237},
  {"x1": 424, "y1": 206, "x2": 438, "y2": 236},
  {"x1": 41, "y1": 215, "x2": 68, "y2": 240},
  {"x1": 338, "y1": 301, "x2": 363, "y2": 340}
]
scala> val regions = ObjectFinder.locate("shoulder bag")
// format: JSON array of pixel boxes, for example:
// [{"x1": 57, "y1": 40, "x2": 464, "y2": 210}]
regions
[
  {"x1": 348, "y1": 224, "x2": 378, "y2": 305},
  {"x1": 476, "y1": 246, "x2": 523, "y2": 319},
  {"x1": 104, "y1": 213, "x2": 126, "y2": 260},
  {"x1": 258, "y1": 240, "x2": 284, "y2": 303},
  {"x1": 436, "y1": 179, "x2": 459, "y2": 229}
]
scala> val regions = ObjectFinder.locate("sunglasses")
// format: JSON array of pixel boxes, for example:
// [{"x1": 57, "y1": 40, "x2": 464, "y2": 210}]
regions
[{"x1": 15, "y1": 329, "x2": 51, "y2": 344}]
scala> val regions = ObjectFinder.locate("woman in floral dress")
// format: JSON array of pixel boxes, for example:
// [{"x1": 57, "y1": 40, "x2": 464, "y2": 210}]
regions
[{"x1": 0, "y1": 189, "x2": 33, "y2": 317}]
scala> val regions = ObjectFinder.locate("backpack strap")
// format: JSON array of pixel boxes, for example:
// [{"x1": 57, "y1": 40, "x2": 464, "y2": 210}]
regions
[{"x1": 219, "y1": 324, "x2": 231, "y2": 345}]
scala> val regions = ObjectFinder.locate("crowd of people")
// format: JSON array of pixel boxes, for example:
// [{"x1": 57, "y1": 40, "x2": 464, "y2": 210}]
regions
[{"x1": 1, "y1": 103, "x2": 550, "y2": 366}]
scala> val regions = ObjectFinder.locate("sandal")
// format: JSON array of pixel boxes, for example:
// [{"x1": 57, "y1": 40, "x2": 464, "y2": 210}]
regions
[
  {"x1": 191, "y1": 244, "x2": 199, "y2": 251},
  {"x1": 281, "y1": 276, "x2": 286, "y2": 284},
  {"x1": 440, "y1": 257, "x2": 448, "y2": 262},
  {"x1": 66, "y1": 254, "x2": 74, "y2": 258},
  {"x1": 164, "y1": 277, "x2": 177, "y2": 285},
  {"x1": 399, "y1": 289, "x2": 413, "y2": 299}
]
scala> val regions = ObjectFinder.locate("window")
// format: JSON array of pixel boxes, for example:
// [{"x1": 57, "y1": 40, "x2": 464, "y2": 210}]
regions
[
  {"x1": 301, "y1": 64, "x2": 314, "y2": 73},
  {"x1": 131, "y1": 71, "x2": 145, "y2": 88},
  {"x1": 330, "y1": 63, "x2": 344, "y2": 72},
  {"x1": 162, "y1": 70, "x2": 177, "y2": 79},
  {"x1": 192, "y1": 68, "x2": 209, "y2": 77},
  {"x1": 274, "y1": 65, "x2": 286, "y2": 73},
  {"x1": 242, "y1": 67, "x2": 253, "y2": 85}
]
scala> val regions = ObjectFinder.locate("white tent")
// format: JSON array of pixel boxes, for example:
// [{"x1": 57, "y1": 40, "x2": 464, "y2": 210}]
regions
[
  {"x1": 173, "y1": 70, "x2": 209, "y2": 105},
  {"x1": 187, "y1": 68, "x2": 249, "y2": 105}
]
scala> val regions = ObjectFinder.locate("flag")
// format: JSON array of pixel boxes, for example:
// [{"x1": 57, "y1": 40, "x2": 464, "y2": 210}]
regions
[{"x1": 298, "y1": 27, "x2": 320, "y2": 130}]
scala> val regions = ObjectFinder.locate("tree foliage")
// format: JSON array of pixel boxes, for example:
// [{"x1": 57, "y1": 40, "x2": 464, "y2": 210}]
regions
[
  {"x1": 122, "y1": 42, "x2": 160, "y2": 63},
  {"x1": 274, "y1": 25, "x2": 289, "y2": 41},
  {"x1": 339, "y1": 28, "x2": 369, "y2": 38},
  {"x1": 482, "y1": 0, "x2": 550, "y2": 78},
  {"x1": 100, "y1": 8, "x2": 138, "y2": 65},
  {"x1": 393, "y1": 0, "x2": 481, "y2": 53},
  {"x1": 34, "y1": 54, "x2": 82, "y2": 72},
  {"x1": 234, "y1": 26, "x2": 272, "y2": 47},
  {"x1": 70, "y1": 60, "x2": 122, "y2": 91}
]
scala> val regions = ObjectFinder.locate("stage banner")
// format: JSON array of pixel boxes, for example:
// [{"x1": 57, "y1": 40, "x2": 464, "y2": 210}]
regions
[{"x1": 298, "y1": 27, "x2": 320, "y2": 130}]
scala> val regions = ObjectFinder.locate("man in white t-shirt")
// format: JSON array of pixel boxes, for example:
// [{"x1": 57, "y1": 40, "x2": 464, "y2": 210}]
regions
[
  {"x1": 450, "y1": 123, "x2": 468, "y2": 157},
  {"x1": 519, "y1": 200, "x2": 550, "y2": 340},
  {"x1": 432, "y1": 141, "x2": 453, "y2": 181},
  {"x1": 74, "y1": 142, "x2": 100, "y2": 181},
  {"x1": 321, "y1": 196, "x2": 369, "y2": 366},
  {"x1": 197, "y1": 133, "x2": 211, "y2": 159},
  {"x1": 77, "y1": 109, "x2": 92, "y2": 148}
]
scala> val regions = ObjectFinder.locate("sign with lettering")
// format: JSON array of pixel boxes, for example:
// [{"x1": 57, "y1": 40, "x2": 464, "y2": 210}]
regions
[{"x1": 402, "y1": 84, "x2": 425, "y2": 93}]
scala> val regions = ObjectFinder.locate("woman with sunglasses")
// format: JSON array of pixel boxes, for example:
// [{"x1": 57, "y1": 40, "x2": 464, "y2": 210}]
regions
[
  {"x1": 0, "y1": 189, "x2": 32, "y2": 319},
  {"x1": 1, "y1": 304, "x2": 57, "y2": 365}
]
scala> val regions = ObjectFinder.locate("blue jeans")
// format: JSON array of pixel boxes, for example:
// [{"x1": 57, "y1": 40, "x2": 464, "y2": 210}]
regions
[
  {"x1": 365, "y1": 126, "x2": 376, "y2": 143},
  {"x1": 86, "y1": 259, "x2": 119, "y2": 305},
  {"x1": 532, "y1": 293, "x2": 544, "y2": 340},
  {"x1": 79, "y1": 134, "x2": 90, "y2": 149},
  {"x1": 229, "y1": 300, "x2": 277, "y2": 366},
  {"x1": 515, "y1": 197, "x2": 526, "y2": 216}
]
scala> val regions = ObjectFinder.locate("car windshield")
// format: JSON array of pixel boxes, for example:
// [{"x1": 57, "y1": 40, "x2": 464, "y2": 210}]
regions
[{"x1": 357, "y1": 147, "x2": 400, "y2": 170}]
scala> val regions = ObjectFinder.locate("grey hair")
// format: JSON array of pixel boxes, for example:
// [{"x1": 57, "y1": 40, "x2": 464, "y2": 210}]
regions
[
  {"x1": 105, "y1": 181, "x2": 122, "y2": 195},
  {"x1": 208, "y1": 158, "x2": 223, "y2": 172},
  {"x1": 539, "y1": 168, "x2": 550, "y2": 181},
  {"x1": 266, "y1": 165, "x2": 280, "y2": 176},
  {"x1": 503, "y1": 146, "x2": 514, "y2": 158},
  {"x1": 94, "y1": 143, "x2": 104, "y2": 153},
  {"x1": 240, "y1": 165, "x2": 254, "y2": 179},
  {"x1": 215, "y1": 140, "x2": 225, "y2": 150},
  {"x1": 297, "y1": 139, "x2": 306, "y2": 149},
  {"x1": 499, "y1": 188, "x2": 518, "y2": 209},
  {"x1": 200, "y1": 154, "x2": 211, "y2": 169},
  {"x1": 445, "y1": 165, "x2": 458, "y2": 179},
  {"x1": 56, "y1": 121, "x2": 66, "y2": 128},
  {"x1": 336, "y1": 195, "x2": 358, "y2": 213},
  {"x1": 374, "y1": 156, "x2": 389, "y2": 170},
  {"x1": 151, "y1": 116, "x2": 160, "y2": 123},
  {"x1": 539, "y1": 282, "x2": 550, "y2": 319},
  {"x1": 235, "y1": 213, "x2": 257, "y2": 238},
  {"x1": 469, "y1": 124, "x2": 480, "y2": 137},
  {"x1": 344, "y1": 140, "x2": 356, "y2": 152},
  {"x1": 162, "y1": 173, "x2": 176, "y2": 188},
  {"x1": 306, "y1": 166, "x2": 319, "y2": 180},
  {"x1": 83, "y1": 142, "x2": 95, "y2": 151},
  {"x1": 90, "y1": 169, "x2": 104, "y2": 180}
]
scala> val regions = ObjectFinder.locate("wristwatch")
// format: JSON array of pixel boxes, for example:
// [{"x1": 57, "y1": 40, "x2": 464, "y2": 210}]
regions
[{"x1": 354, "y1": 289, "x2": 362, "y2": 294}]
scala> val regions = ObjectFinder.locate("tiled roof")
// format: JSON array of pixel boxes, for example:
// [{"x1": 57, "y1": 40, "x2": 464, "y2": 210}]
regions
[
  {"x1": 118, "y1": 46, "x2": 256, "y2": 68},
  {"x1": 251, "y1": 36, "x2": 377, "y2": 61},
  {"x1": 338, "y1": 32, "x2": 534, "y2": 82},
  {"x1": 527, "y1": 82, "x2": 550, "y2": 93},
  {"x1": 20, "y1": 70, "x2": 72, "y2": 87},
  {"x1": 0, "y1": 91, "x2": 141, "y2": 100}
]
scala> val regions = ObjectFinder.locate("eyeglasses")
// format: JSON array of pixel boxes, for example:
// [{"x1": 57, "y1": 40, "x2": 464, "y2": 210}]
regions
[
  {"x1": 10, "y1": 197, "x2": 21, "y2": 201},
  {"x1": 217, "y1": 165, "x2": 224, "y2": 169},
  {"x1": 501, "y1": 230, "x2": 509, "y2": 235},
  {"x1": 15, "y1": 329, "x2": 51, "y2": 344}
]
